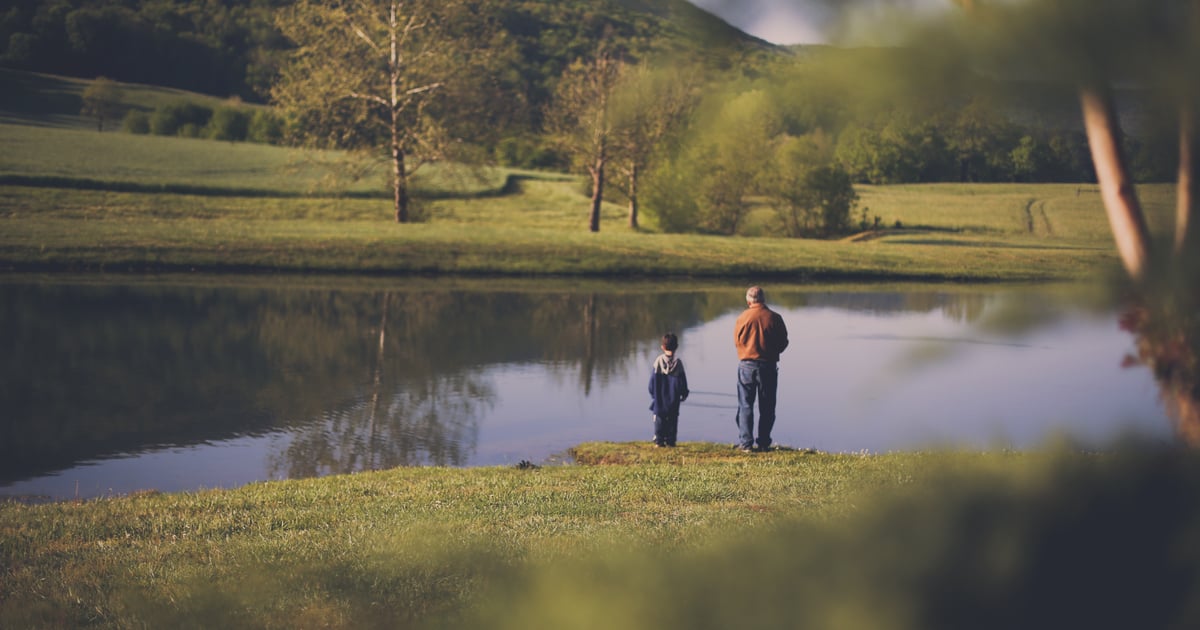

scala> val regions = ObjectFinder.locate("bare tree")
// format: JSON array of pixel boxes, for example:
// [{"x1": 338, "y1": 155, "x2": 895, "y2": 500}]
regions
[
  {"x1": 546, "y1": 39, "x2": 625, "y2": 233},
  {"x1": 273, "y1": 0, "x2": 486, "y2": 223}
]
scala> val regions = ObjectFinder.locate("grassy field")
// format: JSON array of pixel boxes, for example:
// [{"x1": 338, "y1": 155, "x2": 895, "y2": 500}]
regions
[
  {"x1": 3, "y1": 442, "x2": 1197, "y2": 629},
  {"x1": 0, "y1": 70, "x2": 1181, "y2": 281},
  {"x1": 0, "y1": 130, "x2": 1177, "y2": 281},
  {"x1": 0, "y1": 122, "x2": 511, "y2": 197}
]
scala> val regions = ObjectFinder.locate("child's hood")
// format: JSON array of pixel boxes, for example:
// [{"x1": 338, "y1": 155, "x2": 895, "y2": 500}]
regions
[{"x1": 653, "y1": 352, "x2": 682, "y2": 376}]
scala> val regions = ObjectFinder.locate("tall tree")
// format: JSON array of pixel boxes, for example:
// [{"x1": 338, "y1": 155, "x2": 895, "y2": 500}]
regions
[
  {"x1": 608, "y1": 62, "x2": 700, "y2": 229},
  {"x1": 546, "y1": 38, "x2": 624, "y2": 233},
  {"x1": 272, "y1": 0, "x2": 485, "y2": 223},
  {"x1": 693, "y1": 89, "x2": 781, "y2": 235}
]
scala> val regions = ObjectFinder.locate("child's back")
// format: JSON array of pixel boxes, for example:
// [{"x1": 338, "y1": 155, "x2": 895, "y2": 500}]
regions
[{"x1": 648, "y1": 333, "x2": 689, "y2": 447}]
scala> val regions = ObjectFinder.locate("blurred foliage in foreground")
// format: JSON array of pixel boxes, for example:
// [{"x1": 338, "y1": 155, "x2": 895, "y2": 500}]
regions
[{"x1": 464, "y1": 445, "x2": 1200, "y2": 630}]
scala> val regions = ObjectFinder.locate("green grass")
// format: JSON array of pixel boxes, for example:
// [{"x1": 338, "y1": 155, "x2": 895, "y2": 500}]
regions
[
  {"x1": 4, "y1": 443, "x2": 1197, "y2": 629},
  {"x1": 0, "y1": 175, "x2": 1155, "y2": 280},
  {"x1": 0, "y1": 122, "x2": 509, "y2": 197},
  {"x1": 0, "y1": 99, "x2": 1180, "y2": 280},
  {"x1": 0, "y1": 444, "x2": 1031, "y2": 628}
]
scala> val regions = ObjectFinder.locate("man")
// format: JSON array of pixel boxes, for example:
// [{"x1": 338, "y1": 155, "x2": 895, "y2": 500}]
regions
[{"x1": 733, "y1": 286, "x2": 789, "y2": 452}]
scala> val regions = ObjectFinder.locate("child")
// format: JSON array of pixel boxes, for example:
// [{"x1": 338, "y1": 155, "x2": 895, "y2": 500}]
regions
[{"x1": 648, "y1": 332, "x2": 689, "y2": 447}]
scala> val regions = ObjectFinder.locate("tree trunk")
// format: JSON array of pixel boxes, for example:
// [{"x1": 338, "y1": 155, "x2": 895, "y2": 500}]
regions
[
  {"x1": 393, "y1": 139, "x2": 409, "y2": 223},
  {"x1": 627, "y1": 163, "x2": 639, "y2": 229},
  {"x1": 1079, "y1": 86, "x2": 1152, "y2": 280},
  {"x1": 589, "y1": 156, "x2": 604, "y2": 233},
  {"x1": 1178, "y1": 105, "x2": 1200, "y2": 253}
]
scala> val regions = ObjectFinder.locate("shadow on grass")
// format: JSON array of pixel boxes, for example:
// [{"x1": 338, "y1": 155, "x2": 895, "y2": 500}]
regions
[{"x1": 0, "y1": 173, "x2": 558, "y2": 201}]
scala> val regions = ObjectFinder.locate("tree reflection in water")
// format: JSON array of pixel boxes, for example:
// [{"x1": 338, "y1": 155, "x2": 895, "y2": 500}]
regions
[
  {"x1": 269, "y1": 372, "x2": 491, "y2": 475},
  {"x1": 1119, "y1": 261, "x2": 1200, "y2": 446},
  {"x1": 261, "y1": 287, "x2": 707, "y2": 476}
]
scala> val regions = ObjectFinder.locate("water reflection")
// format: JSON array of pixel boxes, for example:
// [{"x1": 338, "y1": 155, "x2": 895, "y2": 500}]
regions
[
  {"x1": 0, "y1": 276, "x2": 1174, "y2": 500},
  {"x1": 1117, "y1": 260, "x2": 1200, "y2": 446},
  {"x1": 0, "y1": 277, "x2": 717, "y2": 498}
]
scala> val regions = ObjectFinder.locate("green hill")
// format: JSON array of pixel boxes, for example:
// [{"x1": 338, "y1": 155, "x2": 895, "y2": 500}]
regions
[
  {"x1": 0, "y1": 0, "x2": 780, "y2": 104},
  {"x1": 0, "y1": 68, "x2": 249, "y2": 131}
]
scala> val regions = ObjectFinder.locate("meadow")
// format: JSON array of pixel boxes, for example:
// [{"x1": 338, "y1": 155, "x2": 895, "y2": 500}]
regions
[
  {"x1": 0, "y1": 117, "x2": 1177, "y2": 281},
  {"x1": 3, "y1": 442, "x2": 1198, "y2": 629}
]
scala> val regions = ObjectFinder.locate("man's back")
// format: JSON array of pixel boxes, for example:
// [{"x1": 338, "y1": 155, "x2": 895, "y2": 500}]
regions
[{"x1": 735, "y1": 303, "x2": 789, "y2": 362}]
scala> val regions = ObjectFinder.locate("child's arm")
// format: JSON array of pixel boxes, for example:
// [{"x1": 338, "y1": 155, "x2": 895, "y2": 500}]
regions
[{"x1": 679, "y1": 361, "x2": 689, "y2": 401}]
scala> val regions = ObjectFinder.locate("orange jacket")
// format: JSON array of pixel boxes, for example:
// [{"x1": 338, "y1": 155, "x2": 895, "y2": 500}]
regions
[{"x1": 734, "y1": 304, "x2": 789, "y2": 362}]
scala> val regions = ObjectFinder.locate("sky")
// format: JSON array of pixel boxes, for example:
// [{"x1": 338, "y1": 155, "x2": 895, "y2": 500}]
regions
[
  {"x1": 687, "y1": 0, "x2": 947, "y2": 46},
  {"x1": 688, "y1": 0, "x2": 829, "y2": 45}
]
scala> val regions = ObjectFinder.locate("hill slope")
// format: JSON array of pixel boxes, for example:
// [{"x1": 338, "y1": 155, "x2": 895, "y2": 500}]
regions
[{"x1": 0, "y1": 0, "x2": 780, "y2": 104}]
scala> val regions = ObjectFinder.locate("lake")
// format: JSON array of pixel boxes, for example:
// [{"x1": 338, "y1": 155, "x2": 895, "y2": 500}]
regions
[{"x1": 0, "y1": 275, "x2": 1171, "y2": 501}]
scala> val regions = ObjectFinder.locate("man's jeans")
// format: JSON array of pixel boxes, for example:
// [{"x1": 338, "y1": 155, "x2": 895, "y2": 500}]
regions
[{"x1": 736, "y1": 359, "x2": 778, "y2": 450}]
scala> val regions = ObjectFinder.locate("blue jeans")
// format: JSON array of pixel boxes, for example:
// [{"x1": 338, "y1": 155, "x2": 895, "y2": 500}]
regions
[{"x1": 736, "y1": 360, "x2": 778, "y2": 450}]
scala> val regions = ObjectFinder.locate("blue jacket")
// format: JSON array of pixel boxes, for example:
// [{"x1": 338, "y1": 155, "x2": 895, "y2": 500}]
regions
[{"x1": 648, "y1": 352, "x2": 689, "y2": 416}]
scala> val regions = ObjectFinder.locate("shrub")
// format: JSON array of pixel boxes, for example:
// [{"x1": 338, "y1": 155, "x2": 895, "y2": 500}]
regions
[
  {"x1": 494, "y1": 136, "x2": 564, "y2": 169},
  {"x1": 122, "y1": 109, "x2": 150, "y2": 134},
  {"x1": 205, "y1": 107, "x2": 250, "y2": 142},
  {"x1": 247, "y1": 110, "x2": 284, "y2": 144},
  {"x1": 149, "y1": 102, "x2": 212, "y2": 137}
]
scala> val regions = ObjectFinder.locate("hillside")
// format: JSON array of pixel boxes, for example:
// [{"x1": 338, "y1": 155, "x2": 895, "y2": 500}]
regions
[
  {"x1": 0, "y1": 0, "x2": 780, "y2": 104},
  {"x1": 0, "y1": 68, "x2": 248, "y2": 131}
]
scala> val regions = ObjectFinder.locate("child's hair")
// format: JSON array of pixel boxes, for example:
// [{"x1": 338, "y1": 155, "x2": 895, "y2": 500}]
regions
[{"x1": 661, "y1": 332, "x2": 679, "y2": 352}]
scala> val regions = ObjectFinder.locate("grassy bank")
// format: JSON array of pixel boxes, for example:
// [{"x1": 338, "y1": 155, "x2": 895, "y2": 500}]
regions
[
  {"x1": 0, "y1": 177, "x2": 1174, "y2": 280},
  {"x1": 3, "y1": 442, "x2": 1198, "y2": 629},
  {"x1": 0, "y1": 444, "x2": 917, "y2": 627}
]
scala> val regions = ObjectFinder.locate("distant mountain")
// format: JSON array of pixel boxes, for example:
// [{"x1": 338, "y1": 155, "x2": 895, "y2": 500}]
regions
[{"x1": 0, "y1": 0, "x2": 781, "y2": 103}]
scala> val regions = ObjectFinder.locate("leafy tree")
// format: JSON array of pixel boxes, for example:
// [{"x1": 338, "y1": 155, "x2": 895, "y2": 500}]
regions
[
  {"x1": 835, "y1": 115, "x2": 948, "y2": 185},
  {"x1": 608, "y1": 60, "x2": 700, "y2": 229},
  {"x1": 273, "y1": 0, "x2": 492, "y2": 223},
  {"x1": 942, "y1": 98, "x2": 1015, "y2": 182},
  {"x1": 643, "y1": 157, "x2": 702, "y2": 233},
  {"x1": 691, "y1": 89, "x2": 780, "y2": 234},
  {"x1": 545, "y1": 38, "x2": 625, "y2": 232},
  {"x1": 80, "y1": 75, "x2": 123, "y2": 131},
  {"x1": 1009, "y1": 135, "x2": 1051, "y2": 182},
  {"x1": 766, "y1": 132, "x2": 857, "y2": 238}
]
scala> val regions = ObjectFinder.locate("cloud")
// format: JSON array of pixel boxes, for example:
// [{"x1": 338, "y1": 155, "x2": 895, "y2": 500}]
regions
[
  {"x1": 689, "y1": 0, "x2": 830, "y2": 45},
  {"x1": 689, "y1": 0, "x2": 950, "y2": 46}
]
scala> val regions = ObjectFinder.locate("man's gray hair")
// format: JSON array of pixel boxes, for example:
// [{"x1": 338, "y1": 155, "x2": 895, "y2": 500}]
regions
[{"x1": 746, "y1": 286, "x2": 765, "y2": 304}]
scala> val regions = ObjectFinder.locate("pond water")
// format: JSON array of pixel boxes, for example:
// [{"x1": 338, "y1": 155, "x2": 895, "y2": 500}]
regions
[{"x1": 0, "y1": 275, "x2": 1171, "y2": 501}]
